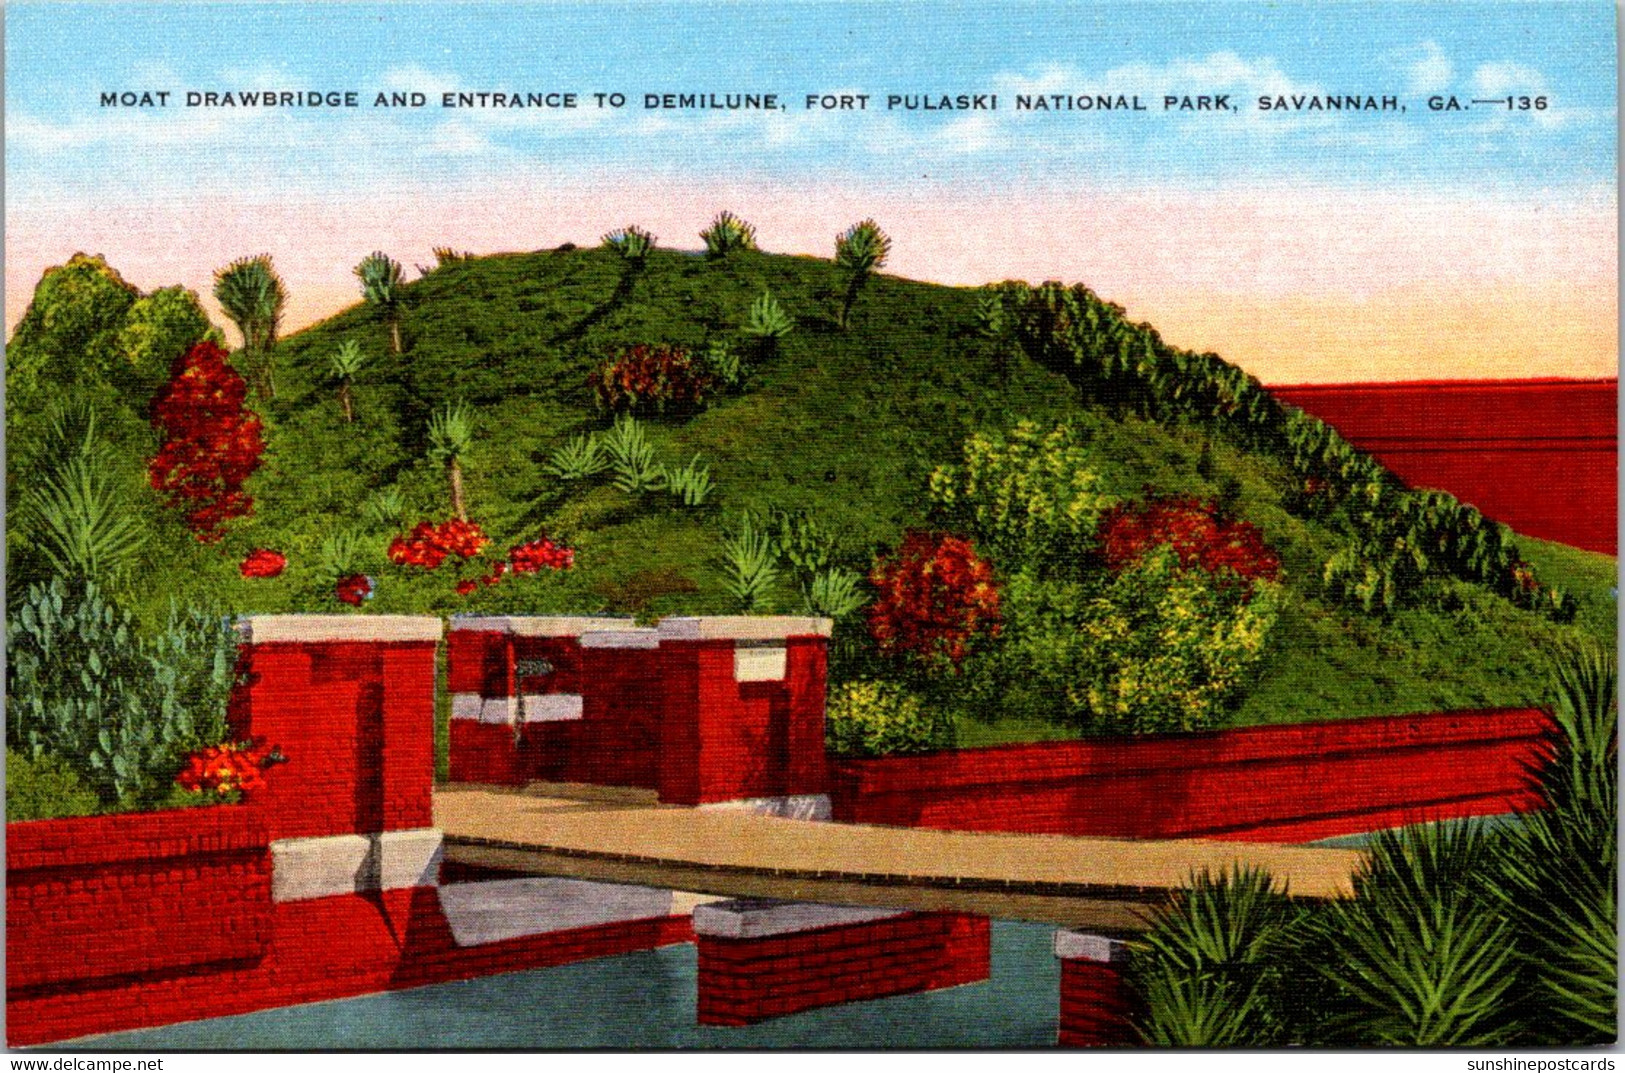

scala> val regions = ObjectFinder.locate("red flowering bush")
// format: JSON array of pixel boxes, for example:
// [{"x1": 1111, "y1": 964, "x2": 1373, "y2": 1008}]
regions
[
  {"x1": 148, "y1": 341, "x2": 266, "y2": 542},
  {"x1": 335, "y1": 574, "x2": 374, "y2": 606},
  {"x1": 176, "y1": 739, "x2": 285, "y2": 796},
  {"x1": 388, "y1": 518, "x2": 491, "y2": 569},
  {"x1": 1098, "y1": 496, "x2": 1280, "y2": 591},
  {"x1": 239, "y1": 548, "x2": 287, "y2": 578},
  {"x1": 588, "y1": 344, "x2": 714, "y2": 414},
  {"x1": 868, "y1": 532, "x2": 1001, "y2": 671},
  {"x1": 509, "y1": 536, "x2": 575, "y2": 573}
]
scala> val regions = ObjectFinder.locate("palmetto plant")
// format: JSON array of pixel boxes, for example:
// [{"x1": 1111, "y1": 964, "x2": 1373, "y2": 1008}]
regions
[
  {"x1": 602, "y1": 414, "x2": 662, "y2": 493},
  {"x1": 701, "y1": 211, "x2": 757, "y2": 259},
  {"x1": 602, "y1": 225, "x2": 656, "y2": 262},
  {"x1": 24, "y1": 403, "x2": 147, "y2": 588},
  {"x1": 328, "y1": 339, "x2": 369, "y2": 422},
  {"x1": 661, "y1": 455, "x2": 714, "y2": 507},
  {"x1": 834, "y1": 218, "x2": 891, "y2": 329},
  {"x1": 703, "y1": 339, "x2": 742, "y2": 389},
  {"x1": 546, "y1": 433, "x2": 610, "y2": 481},
  {"x1": 355, "y1": 251, "x2": 406, "y2": 354},
  {"x1": 718, "y1": 512, "x2": 780, "y2": 612},
  {"x1": 427, "y1": 401, "x2": 475, "y2": 520},
  {"x1": 212, "y1": 254, "x2": 286, "y2": 398},
  {"x1": 1492, "y1": 646, "x2": 1617, "y2": 1044},
  {"x1": 1129, "y1": 867, "x2": 1310, "y2": 1047}
]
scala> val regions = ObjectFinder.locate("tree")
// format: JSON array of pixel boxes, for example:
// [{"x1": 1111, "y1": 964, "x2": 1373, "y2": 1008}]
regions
[
  {"x1": 147, "y1": 340, "x2": 266, "y2": 542},
  {"x1": 212, "y1": 255, "x2": 286, "y2": 399},
  {"x1": 355, "y1": 251, "x2": 405, "y2": 354},
  {"x1": 328, "y1": 339, "x2": 368, "y2": 423},
  {"x1": 834, "y1": 219, "x2": 891, "y2": 329},
  {"x1": 427, "y1": 401, "x2": 474, "y2": 520},
  {"x1": 116, "y1": 286, "x2": 220, "y2": 397},
  {"x1": 7, "y1": 253, "x2": 138, "y2": 399}
]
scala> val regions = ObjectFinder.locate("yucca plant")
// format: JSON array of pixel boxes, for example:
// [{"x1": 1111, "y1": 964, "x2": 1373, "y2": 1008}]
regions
[
  {"x1": 745, "y1": 290, "x2": 794, "y2": 339},
  {"x1": 318, "y1": 529, "x2": 367, "y2": 582},
  {"x1": 427, "y1": 401, "x2": 475, "y2": 520},
  {"x1": 1129, "y1": 867, "x2": 1310, "y2": 1047},
  {"x1": 1311, "y1": 822, "x2": 1518, "y2": 1047},
  {"x1": 546, "y1": 433, "x2": 609, "y2": 481},
  {"x1": 805, "y1": 566, "x2": 866, "y2": 620},
  {"x1": 701, "y1": 211, "x2": 757, "y2": 259},
  {"x1": 834, "y1": 218, "x2": 891, "y2": 329},
  {"x1": 25, "y1": 405, "x2": 148, "y2": 589},
  {"x1": 355, "y1": 251, "x2": 406, "y2": 354},
  {"x1": 661, "y1": 456, "x2": 715, "y2": 507},
  {"x1": 1492, "y1": 646, "x2": 1617, "y2": 1044},
  {"x1": 328, "y1": 339, "x2": 369, "y2": 422},
  {"x1": 602, "y1": 414, "x2": 663, "y2": 493},
  {"x1": 717, "y1": 512, "x2": 780, "y2": 612},
  {"x1": 361, "y1": 486, "x2": 407, "y2": 529},
  {"x1": 213, "y1": 253, "x2": 285, "y2": 399},
  {"x1": 602, "y1": 225, "x2": 656, "y2": 262},
  {"x1": 771, "y1": 507, "x2": 834, "y2": 578}
]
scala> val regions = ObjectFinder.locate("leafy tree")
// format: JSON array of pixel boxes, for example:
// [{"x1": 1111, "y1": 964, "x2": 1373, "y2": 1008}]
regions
[
  {"x1": 213, "y1": 254, "x2": 286, "y2": 399},
  {"x1": 6, "y1": 253, "x2": 139, "y2": 399},
  {"x1": 328, "y1": 339, "x2": 369, "y2": 423},
  {"x1": 834, "y1": 218, "x2": 891, "y2": 328},
  {"x1": 115, "y1": 286, "x2": 220, "y2": 396},
  {"x1": 355, "y1": 251, "x2": 406, "y2": 354},
  {"x1": 427, "y1": 401, "x2": 475, "y2": 520}
]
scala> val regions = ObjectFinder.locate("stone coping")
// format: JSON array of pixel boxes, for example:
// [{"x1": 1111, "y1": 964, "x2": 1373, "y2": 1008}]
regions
[
  {"x1": 692, "y1": 897, "x2": 907, "y2": 939},
  {"x1": 450, "y1": 615, "x2": 634, "y2": 637},
  {"x1": 1053, "y1": 929, "x2": 1132, "y2": 963},
  {"x1": 657, "y1": 616, "x2": 833, "y2": 641},
  {"x1": 237, "y1": 615, "x2": 443, "y2": 644},
  {"x1": 579, "y1": 628, "x2": 661, "y2": 649}
]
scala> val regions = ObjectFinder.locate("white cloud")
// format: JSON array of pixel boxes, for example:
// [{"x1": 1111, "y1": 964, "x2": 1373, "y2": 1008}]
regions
[
  {"x1": 1408, "y1": 41, "x2": 1453, "y2": 94},
  {"x1": 1471, "y1": 61, "x2": 1546, "y2": 97}
]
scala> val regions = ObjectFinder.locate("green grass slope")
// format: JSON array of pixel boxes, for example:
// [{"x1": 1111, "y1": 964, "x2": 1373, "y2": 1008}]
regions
[{"x1": 17, "y1": 245, "x2": 1617, "y2": 735}]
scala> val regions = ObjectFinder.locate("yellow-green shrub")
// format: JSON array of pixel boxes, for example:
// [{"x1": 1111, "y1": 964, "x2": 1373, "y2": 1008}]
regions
[{"x1": 825, "y1": 680, "x2": 952, "y2": 756}]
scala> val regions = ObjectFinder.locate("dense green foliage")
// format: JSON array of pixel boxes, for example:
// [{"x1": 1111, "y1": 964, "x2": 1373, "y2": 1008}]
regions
[
  {"x1": 7, "y1": 578, "x2": 238, "y2": 808},
  {"x1": 6, "y1": 747, "x2": 103, "y2": 821},
  {"x1": 4, "y1": 243, "x2": 1614, "y2": 736},
  {"x1": 824, "y1": 680, "x2": 953, "y2": 756}
]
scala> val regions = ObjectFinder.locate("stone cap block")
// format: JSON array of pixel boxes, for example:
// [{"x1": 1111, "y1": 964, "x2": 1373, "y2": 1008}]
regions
[
  {"x1": 657, "y1": 616, "x2": 833, "y2": 641},
  {"x1": 579, "y1": 628, "x2": 661, "y2": 649},
  {"x1": 238, "y1": 615, "x2": 443, "y2": 644},
  {"x1": 692, "y1": 897, "x2": 907, "y2": 939},
  {"x1": 449, "y1": 615, "x2": 634, "y2": 637},
  {"x1": 1053, "y1": 929, "x2": 1133, "y2": 964}
]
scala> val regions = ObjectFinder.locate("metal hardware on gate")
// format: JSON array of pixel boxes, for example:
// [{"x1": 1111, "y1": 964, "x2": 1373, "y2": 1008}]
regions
[{"x1": 515, "y1": 658, "x2": 555, "y2": 677}]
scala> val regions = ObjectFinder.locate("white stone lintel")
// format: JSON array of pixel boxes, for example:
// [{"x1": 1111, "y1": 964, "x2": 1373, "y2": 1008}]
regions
[
  {"x1": 693, "y1": 898, "x2": 907, "y2": 939},
  {"x1": 480, "y1": 697, "x2": 519, "y2": 725},
  {"x1": 237, "y1": 615, "x2": 443, "y2": 644},
  {"x1": 579, "y1": 628, "x2": 661, "y2": 649},
  {"x1": 523, "y1": 693, "x2": 585, "y2": 722},
  {"x1": 1053, "y1": 929, "x2": 1133, "y2": 964},
  {"x1": 271, "y1": 829, "x2": 444, "y2": 902},
  {"x1": 696, "y1": 794, "x2": 831, "y2": 822},
  {"x1": 450, "y1": 693, "x2": 484, "y2": 721},
  {"x1": 450, "y1": 616, "x2": 634, "y2": 637},
  {"x1": 658, "y1": 616, "x2": 833, "y2": 641},
  {"x1": 734, "y1": 645, "x2": 788, "y2": 682}
]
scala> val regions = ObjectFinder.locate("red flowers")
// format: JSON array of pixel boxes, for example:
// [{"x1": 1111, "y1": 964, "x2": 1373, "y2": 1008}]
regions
[
  {"x1": 868, "y1": 532, "x2": 1001, "y2": 670},
  {"x1": 509, "y1": 536, "x2": 575, "y2": 573},
  {"x1": 1098, "y1": 496, "x2": 1280, "y2": 589},
  {"x1": 239, "y1": 548, "x2": 287, "y2": 578},
  {"x1": 148, "y1": 341, "x2": 266, "y2": 543},
  {"x1": 588, "y1": 344, "x2": 714, "y2": 414},
  {"x1": 387, "y1": 518, "x2": 491, "y2": 569},
  {"x1": 176, "y1": 739, "x2": 285, "y2": 796},
  {"x1": 335, "y1": 574, "x2": 374, "y2": 606}
]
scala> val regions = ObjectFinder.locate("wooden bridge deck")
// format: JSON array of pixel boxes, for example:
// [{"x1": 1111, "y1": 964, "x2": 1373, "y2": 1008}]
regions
[{"x1": 435, "y1": 785, "x2": 1363, "y2": 932}]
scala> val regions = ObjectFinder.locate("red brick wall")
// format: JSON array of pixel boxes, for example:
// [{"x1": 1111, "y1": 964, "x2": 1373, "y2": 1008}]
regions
[
  {"x1": 1058, "y1": 958, "x2": 1140, "y2": 1047},
  {"x1": 232, "y1": 640, "x2": 438, "y2": 839},
  {"x1": 7, "y1": 807, "x2": 272, "y2": 994},
  {"x1": 696, "y1": 912, "x2": 989, "y2": 1026},
  {"x1": 830, "y1": 708, "x2": 1551, "y2": 842},
  {"x1": 1270, "y1": 379, "x2": 1617, "y2": 555}
]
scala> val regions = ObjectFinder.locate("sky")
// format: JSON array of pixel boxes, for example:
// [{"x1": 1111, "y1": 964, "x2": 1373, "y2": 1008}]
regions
[{"x1": 5, "y1": 1, "x2": 1618, "y2": 383}]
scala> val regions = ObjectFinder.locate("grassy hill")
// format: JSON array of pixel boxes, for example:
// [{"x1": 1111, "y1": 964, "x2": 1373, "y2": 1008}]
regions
[{"x1": 7, "y1": 244, "x2": 1616, "y2": 742}]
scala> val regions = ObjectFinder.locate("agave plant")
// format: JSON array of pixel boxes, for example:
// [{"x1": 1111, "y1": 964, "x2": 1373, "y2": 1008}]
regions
[
  {"x1": 213, "y1": 254, "x2": 286, "y2": 398},
  {"x1": 1491, "y1": 646, "x2": 1617, "y2": 1044},
  {"x1": 805, "y1": 566, "x2": 866, "y2": 620},
  {"x1": 701, "y1": 211, "x2": 757, "y2": 259},
  {"x1": 1129, "y1": 867, "x2": 1310, "y2": 1047},
  {"x1": 546, "y1": 433, "x2": 610, "y2": 481},
  {"x1": 661, "y1": 455, "x2": 715, "y2": 507},
  {"x1": 602, "y1": 414, "x2": 662, "y2": 493},
  {"x1": 355, "y1": 251, "x2": 406, "y2": 354},
  {"x1": 718, "y1": 512, "x2": 780, "y2": 612},
  {"x1": 602, "y1": 225, "x2": 656, "y2": 262},
  {"x1": 328, "y1": 339, "x2": 369, "y2": 422},
  {"x1": 834, "y1": 218, "x2": 891, "y2": 329},
  {"x1": 427, "y1": 401, "x2": 475, "y2": 520}
]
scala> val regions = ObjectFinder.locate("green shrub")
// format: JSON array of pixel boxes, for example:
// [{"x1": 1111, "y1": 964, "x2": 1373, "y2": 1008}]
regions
[
  {"x1": 7, "y1": 578, "x2": 237, "y2": 808},
  {"x1": 6, "y1": 747, "x2": 102, "y2": 821},
  {"x1": 929, "y1": 421, "x2": 1114, "y2": 568},
  {"x1": 660, "y1": 455, "x2": 715, "y2": 507},
  {"x1": 603, "y1": 414, "x2": 663, "y2": 493},
  {"x1": 988, "y1": 550, "x2": 1278, "y2": 734},
  {"x1": 805, "y1": 566, "x2": 867, "y2": 621},
  {"x1": 825, "y1": 680, "x2": 951, "y2": 756}
]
